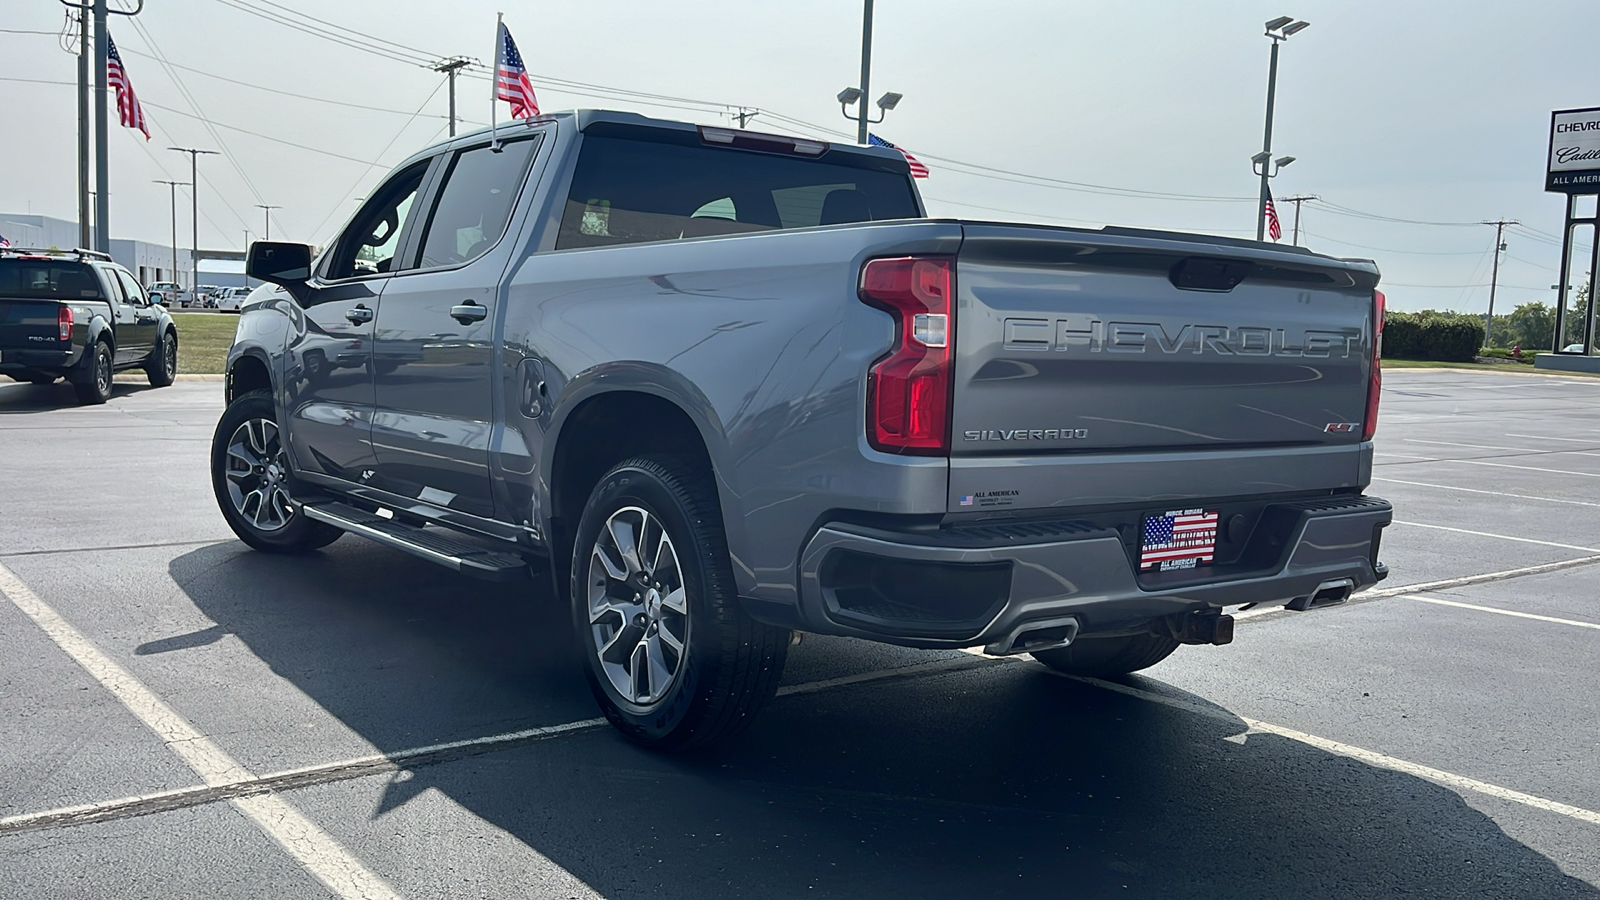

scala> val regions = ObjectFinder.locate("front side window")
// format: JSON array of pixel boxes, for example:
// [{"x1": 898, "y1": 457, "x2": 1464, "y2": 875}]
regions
[
  {"x1": 555, "y1": 135, "x2": 921, "y2": 250},
  {"x1": 114, "y1": 270, "x2": 147, "y2": 306},
  {"x1": 416, "y1": 138, "x2": 538, "y2": 269},
  {"x1": 324, "y1": 159, "x2": 430, "y2": 281}
]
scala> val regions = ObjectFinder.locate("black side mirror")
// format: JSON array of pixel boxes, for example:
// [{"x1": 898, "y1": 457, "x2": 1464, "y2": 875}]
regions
[{"x1": 246, "y1": 241, "x2": 314, "y2": 301}]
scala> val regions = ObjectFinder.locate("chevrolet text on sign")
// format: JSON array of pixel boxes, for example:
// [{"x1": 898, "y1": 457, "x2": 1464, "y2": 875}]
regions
[{"x1": 1548, "y1": 106, "x2": 1600, "y2": 193}]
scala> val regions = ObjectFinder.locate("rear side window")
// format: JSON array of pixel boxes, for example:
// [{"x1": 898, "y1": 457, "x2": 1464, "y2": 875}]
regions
[
  {"x1": 555, "y1": 136, "x2": 920, "y2": 250},
  {"x1": 0, "y1": 261, "x2": 104, "y2": 300},
  {"x1": 417, "y1": 137, "x2": 539, "y2": 269}
]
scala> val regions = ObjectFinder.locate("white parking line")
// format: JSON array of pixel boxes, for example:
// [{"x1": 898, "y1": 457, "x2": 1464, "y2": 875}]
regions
[
  {"x1": 1403, "y1": 595, "x2": 1600, "y2": 630},
  {"x1": 1430, "y1": 457, "x2": 1600, "y2": 479},
  {"x1": 0, "y1": 562, "x2": 403, "y2": 900},
  {"x1": 1404, "y1": 438, "x2": 1600, "y2": 457},
  {"x1": 1059, "y1": 672, "x2": 1600, "y2": 828},
  {"x1": 1372, "y1": 476, "x2": 1600, "y2": 509},
  {"x1": 1390, "y1": 520, "x2": 1600, "y2": 554},
  {"x1": 1504, "y1": 433, "x2": 1600, "y2": 443}
]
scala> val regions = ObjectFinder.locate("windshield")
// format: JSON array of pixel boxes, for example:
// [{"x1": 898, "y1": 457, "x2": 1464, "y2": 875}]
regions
[{"x1": 0, "y1": 260, "x2": 104, "y2": 301}]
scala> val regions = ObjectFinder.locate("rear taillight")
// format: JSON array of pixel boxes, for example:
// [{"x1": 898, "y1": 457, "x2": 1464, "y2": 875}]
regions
[
  {"x1": 58, "y1": 306, "x2": 73, "y2": 342},
  {"x1": 859, "y1": 256, "x2": 954, "y2": 455},
  {"x1": 1363, "y1": 289, "x2": 1384, "y2": 441}
]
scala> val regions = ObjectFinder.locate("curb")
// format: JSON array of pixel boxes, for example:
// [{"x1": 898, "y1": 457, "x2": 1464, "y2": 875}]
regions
[{"x1": 112, "y1": 374, "x2": 224, "y2": 383}]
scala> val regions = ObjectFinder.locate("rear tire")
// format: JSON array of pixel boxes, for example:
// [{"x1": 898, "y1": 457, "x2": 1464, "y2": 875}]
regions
[
  {"x1": 1031, "y1": 632, "x2": 1180, "y2": 677},
  {"x1": 146, "y1": 329, "x2": 177, "y2": 387},
  {"x1": 211, "y1": 389, "x2": 342, "y2": 553},
  {"x1": 72, "y1": 341, "x2": 113, "y2": 405},
  {"x1": 571, "y1": 455, "x2": 788, "y2": 751}
]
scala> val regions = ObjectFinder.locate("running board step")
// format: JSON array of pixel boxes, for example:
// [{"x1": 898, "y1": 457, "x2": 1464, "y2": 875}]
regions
[{"x1": 300, "y1": 500, "x2": 529, "y2": 581}]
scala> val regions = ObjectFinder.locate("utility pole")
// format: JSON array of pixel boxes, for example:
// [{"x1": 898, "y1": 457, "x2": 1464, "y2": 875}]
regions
[
  {"x1": 153, "y1": 179, "x2": 187, "y2": 282},
  {"x1": 1282, "y1": 194, "x2": 1318, "y2": 246},
  {"x1": 731, "y1": 107, "x2": 760, "y2": 129},
  {"x1": 62, "y1": 0, "x2": 143, "y2": 252},
  {"x1": 1481, "y1": 218, "x2": 1518, "y2": 347},
  {"x1": 169, "y1": 147, "x2": 217, "y2": 293},
  {"x1": 432, "y1": 57, "x2": 472, "y2": 137},
  {"x1": 77, "y1": 11, "x2": 91, "y2": 249},
  {"x1": 254, "y1": 204, "x2": 280, "y2": 241}
]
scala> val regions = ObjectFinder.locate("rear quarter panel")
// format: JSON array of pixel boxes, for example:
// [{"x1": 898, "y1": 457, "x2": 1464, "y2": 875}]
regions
[{"x1": 498, "y1": 220, "x2": 962, "y2": 606}]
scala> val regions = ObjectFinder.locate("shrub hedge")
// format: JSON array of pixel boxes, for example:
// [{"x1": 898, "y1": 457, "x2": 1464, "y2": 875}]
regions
[{"x1": 1383, "y1": 311, "x2": 1485, "y2": 362}]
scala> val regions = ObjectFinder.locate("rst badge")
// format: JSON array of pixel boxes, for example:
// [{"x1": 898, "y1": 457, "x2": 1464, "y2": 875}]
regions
[{"x1": 1324, "y1": 422, "x2": 1357, "y2": 433}]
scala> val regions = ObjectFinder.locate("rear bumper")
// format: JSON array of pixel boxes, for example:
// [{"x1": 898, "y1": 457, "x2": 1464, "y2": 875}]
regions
[
  {"x1": 787, "y1": 495, "x2": 1392, "y2": 650},
  {"x1": 0, "y1": 347, "x2": 81, "y2": 374}
]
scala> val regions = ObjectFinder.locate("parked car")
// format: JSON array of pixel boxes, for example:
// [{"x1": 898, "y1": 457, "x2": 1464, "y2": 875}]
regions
[
  {"x1": 216, "y1": 286, "x2": 254, "y2": 311},
  {"x1": 149, "y1": 281, "x2": 184, "y2": 306},
  {"x1": 0, "y1": 247, "x2": 179, "y2": 403},
  {"x1": 219, "y1": 110, "x2": 1391, "y2": 750}
]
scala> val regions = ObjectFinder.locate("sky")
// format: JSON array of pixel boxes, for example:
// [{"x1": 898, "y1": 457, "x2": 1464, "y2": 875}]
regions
[{"x1": 2, "y1": 0, "x2": 1597, "y2": 313}]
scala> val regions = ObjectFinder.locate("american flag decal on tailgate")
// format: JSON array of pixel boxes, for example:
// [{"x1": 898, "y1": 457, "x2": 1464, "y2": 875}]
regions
[{"x1": 1140, "y1": 509, "x2": 1219, "y2": 570}]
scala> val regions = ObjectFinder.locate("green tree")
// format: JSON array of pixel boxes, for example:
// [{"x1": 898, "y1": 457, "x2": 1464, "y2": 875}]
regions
[{"x1": 1504, "y1": 302, "x2": 1555, "y2": 351}]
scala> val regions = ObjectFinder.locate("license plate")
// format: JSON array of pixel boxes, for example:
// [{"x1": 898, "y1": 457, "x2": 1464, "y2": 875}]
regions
[{"x1": 1139, "y1": 508, "x2": 1220, "y2": 571}]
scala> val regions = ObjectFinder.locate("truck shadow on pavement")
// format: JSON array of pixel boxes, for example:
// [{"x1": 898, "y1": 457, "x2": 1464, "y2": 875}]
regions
[
  {"x1": 168, "y1": 541, "x2": 1600, "y2": 900},
  {"x1": 0, "y1": 380, "x2": 159, "y2": 412}
]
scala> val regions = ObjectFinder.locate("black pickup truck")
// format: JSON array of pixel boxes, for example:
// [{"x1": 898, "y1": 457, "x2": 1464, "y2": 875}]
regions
[{"x1": 0, "y1": 248, "x2": 179, "y2": 403}]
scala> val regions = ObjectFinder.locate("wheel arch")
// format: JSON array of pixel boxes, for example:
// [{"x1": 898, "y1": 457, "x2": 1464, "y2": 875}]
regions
[
  {"x1": 543, "y1": 375, "x2": 747, "y2": 596},
  {"x1": 226, "y1": 350, "x2": 273, "y2": 404}
]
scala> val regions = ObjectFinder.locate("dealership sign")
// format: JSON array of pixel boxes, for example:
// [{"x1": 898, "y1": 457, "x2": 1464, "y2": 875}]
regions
[{"x1": 1548, "y1": 106, "x2": 1600, "y2": 193}]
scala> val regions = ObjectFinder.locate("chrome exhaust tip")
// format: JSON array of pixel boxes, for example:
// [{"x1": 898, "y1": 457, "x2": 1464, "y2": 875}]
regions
[
  {"x1": 1285, "y1": 578, "x2": 1356, "y2": 612},
  {"x1": 983, "y1": 616, "x2": 1080, "y2": 656}
]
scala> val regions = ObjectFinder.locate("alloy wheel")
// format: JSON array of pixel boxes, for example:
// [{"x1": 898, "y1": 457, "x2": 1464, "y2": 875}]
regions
[
  {"x1": 223, "y1": 418, "x2": 295, "y2": 532},
  {"x1": 95, "y1": 346, "x2": 111, "y2": 395},
  {"x1": 586, "y1": 505, "x2": 689, "y2": 706}
]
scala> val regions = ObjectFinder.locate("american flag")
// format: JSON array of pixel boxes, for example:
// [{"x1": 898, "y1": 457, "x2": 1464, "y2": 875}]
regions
[
  {"x1": 1140, "y1": 509, "x2": 1219, "y2": 570},
  {"x1": 494, "y1": 22, "x2": 540, "y2": 119},
  {"x1": 106, "y1": 33, "x2": 150, "y2": 141},
  {"x1": 1264, "y1": 190, "x2": 1282, "y2": 241},
  {"x1": 868, "y1": 133, "x2": 929, "y2": 178},
  {"x1": 0, "y1": 235, "x2": 10, "y2": 248}
]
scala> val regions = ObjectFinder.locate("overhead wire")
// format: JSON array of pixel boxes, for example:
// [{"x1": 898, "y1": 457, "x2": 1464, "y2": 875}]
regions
[
  {"x1": 122, "y1": 15, "x2": 269, "y2": 237},
  {"x1": 117, "y1": 46, "x2": 452, "y2": 119}
]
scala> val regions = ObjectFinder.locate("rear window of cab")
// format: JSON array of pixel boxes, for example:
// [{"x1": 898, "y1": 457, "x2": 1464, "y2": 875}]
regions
[{"x1": 0, "y1": 260, "x2": 104, "y2": 300}]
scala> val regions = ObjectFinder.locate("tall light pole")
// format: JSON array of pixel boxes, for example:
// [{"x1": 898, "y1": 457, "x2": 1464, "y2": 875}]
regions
[
  {"x1": 836, "y1": 0, "x2": 903, "y2": 144},
  {"x1": 153, "y1": 179, "x2": 188, "y2": 282},
  {"x1": 1255, "y1": 16, "x2": 1309, "y2": 241},
  {"x1": 169, "y1": 147, "x2": 217, "y2": 293},
  {"x1": 254, "y1": 204, "x2": 280, "y2": 241}
]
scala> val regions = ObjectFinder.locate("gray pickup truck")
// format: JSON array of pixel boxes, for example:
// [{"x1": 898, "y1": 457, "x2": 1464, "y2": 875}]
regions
[{"x1": 219, "y1": 110, "x2": 1390, "y2": 749}]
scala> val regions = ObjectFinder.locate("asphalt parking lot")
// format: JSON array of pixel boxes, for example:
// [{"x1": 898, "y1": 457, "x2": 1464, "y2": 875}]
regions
[{"x1": 2, "y1": 369, "x2": 1598, "y2": 899}]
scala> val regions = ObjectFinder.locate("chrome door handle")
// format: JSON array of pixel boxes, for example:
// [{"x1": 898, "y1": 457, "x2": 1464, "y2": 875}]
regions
[
  {"x1": 450, "y1": 300, "x2": 487, "y2": 325},
  {"x1": 345, "y1": 304, "x2": 374, "y2": 325}
]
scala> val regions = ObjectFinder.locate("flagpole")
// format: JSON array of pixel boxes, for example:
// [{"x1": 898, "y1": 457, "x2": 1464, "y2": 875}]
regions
[{"x1": 490, "y1": 12, "x2": 501, "y2": 150}]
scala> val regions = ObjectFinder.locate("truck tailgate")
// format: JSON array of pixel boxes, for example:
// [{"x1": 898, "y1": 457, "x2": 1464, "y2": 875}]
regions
[
  {"x1": 0, "y1": 300, "x2": 64, "y2": 351},
  {"x1": 949, "y1": 224, "x2": 1380, "y2": 512}
]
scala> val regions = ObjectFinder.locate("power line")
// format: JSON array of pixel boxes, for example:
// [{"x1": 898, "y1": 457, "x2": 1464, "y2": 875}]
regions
[
  {"x1": 117, "y1": 46, "x2": 451, "y2": 118},
  {"x1": 124, "y1": 15, "x2": 275, "y2": 232},
  {"x1": 142, "y1": 100, "x2": 381, "y2": 165}
]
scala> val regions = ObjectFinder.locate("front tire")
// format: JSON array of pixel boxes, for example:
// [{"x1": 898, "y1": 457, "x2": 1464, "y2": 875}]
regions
[
  {"x1": 1030, "y1": 632, "x2": 1180, "y2": 678},
  {"x1": 210, "y1": 389, "x2": 342, "y2": 553},
  {"x1": 146, "y1": 329, "x2": 177, "y2": 387},
  {"x1": 72, "y1": 340, "x2": 113, "y2": 405},
  {"x1": 571, "y1": 455, "x2": 788, "y2": 751}
]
